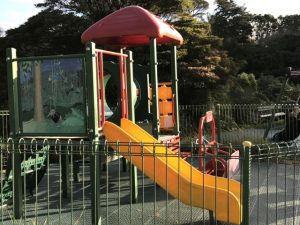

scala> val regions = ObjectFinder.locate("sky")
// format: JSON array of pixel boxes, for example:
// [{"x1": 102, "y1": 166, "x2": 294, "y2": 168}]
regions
[{"x1": 1, "y1": 0, "x2": 300, "y2": 31}]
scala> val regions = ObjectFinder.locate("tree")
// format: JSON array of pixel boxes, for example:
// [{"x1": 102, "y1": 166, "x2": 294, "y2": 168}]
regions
[
  {"x1": 0, "y1": 9, "x2": 90, "y2": 109},
  {"x1": 278, "y1": 15, "x2": 300, "y2": 33},
  {"x1": 251, "y1": 14, "x2": 278, "y2": 44},
  {"x1": 173, "y1": 14, "x2": 240, "y2": 104},
  {"x1": 210, "y1": 0, "x2": 252, "y2": 45},
  {"x1": 36, "y1": 0, "x2": 209, "y2": 22},
  {"x1": 2, "y1": 9, "x2": 89, "y2": 56}
]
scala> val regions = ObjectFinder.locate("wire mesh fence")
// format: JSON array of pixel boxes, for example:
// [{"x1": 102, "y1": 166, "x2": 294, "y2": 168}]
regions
[
  {"x1": 1, "y1": 104, "x2": 300, "y2": 224},
  {"x1": 0, "y1": 110, "x2": 9, "y2": 141},
  {"x1": 0, "y1": 137, "x2": 300, "y2": 224},
  {"x1": 179, "y1": 104, "x2": 299, "y2": 145},
  {"x1": 2, "y1": 103, "x2": 299, "y2": 145},
  {"x1": 0, "y1": 138, "x2": 248, "y2": 225},
  {"x1": 250, "y1": 141, "x2": 300, "y2": 225}
]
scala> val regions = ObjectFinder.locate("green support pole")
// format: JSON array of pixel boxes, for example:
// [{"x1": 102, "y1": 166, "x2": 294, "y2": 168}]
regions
[
  {"x1": 125, "y1": 50, "x2": 138, "y2": 203},
  {"x1": 85, "y1": 42, "x2": 101, "y2": 225},
  {"x1": 150, "y1": 38, "x2": 160, "y2": 139},
  {"x1": 7, "y1": 48, "x2": 22, "y2": 219},
  {"x1": 242, "y1": 141, "x2": 251, "y2": 225},
  {"x1": 61, "y1": 151, "x2": 70, "y2": 199},
  {"x1": 171, "y1": 46, "x2": 180, "y2": 135}
]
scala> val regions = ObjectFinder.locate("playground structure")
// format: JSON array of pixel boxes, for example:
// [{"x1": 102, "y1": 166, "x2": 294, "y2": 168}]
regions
[
  {"x1": 4, "y1": 6, "x2": 244, "y2": 225},
  {"x1": 198, "y1": 111, "x2": 239, "y2": 178}
]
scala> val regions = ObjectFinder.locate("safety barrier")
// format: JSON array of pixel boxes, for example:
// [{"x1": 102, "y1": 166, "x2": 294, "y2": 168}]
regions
[
  {"x1": 0, "y1": 128, "x2": 300, "y2": 223},
  {"x1": 250, "y1": 141, "x2": 300, "y2": 224},
  {"x1": 0, "y1": 138, "x2": 250, "y2": 225},
  {"x1": 0, "y1": 110, "x2": 9, "y2": 140},
  {"x1": 2, "y1": 103, "x2": 298, "y2": 144},
  {"x1": 179, "y1": 104, "x2": 298, "y2": 144}
]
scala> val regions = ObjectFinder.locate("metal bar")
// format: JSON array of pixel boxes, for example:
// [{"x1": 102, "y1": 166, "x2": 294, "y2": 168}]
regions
[
  {"x1": 242, "y1": 141, "x2": 251, "y2": 225},
  {"x1": 90, "y1": 141, "x2": 100, "y2": 225},
  {"x1": 125, "y1": 50, "x2": 138, "y2": 204},
  {"x1": 171, "y1": 46, "x2": 180, "y2": 135},
  {"x1": 61, "y1": 148, "x2": 70, "y2": 199},
  {"x1": 12, "y1": 54, "x2": 85, "y2": 62},
  {"x1": 96, "y1": 49, "x2": 128, "y2": 57},
  {"x1": 97, "y1": 52, "x2": 106, "y2": 129},
  {"x1": 150, "y1": 38, "x2": 160, "y2": 139},
  {"x1": 81, "y1": 140, "x2": 86, "y2": 225}
]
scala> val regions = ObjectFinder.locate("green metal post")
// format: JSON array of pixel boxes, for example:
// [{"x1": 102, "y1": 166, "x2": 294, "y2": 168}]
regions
[
  {"x1": 61, "y1": 151, "x2": 70, "y2": 199},
  {"x1": 7, "y1": 48, "x2": 22, "y2": 219},
  {"x1": 150, "y1": 38, "x2": 160, "y2": 139},
  {"x1": 242, "y1": 141, "x2": 251, "y2": 225},
  {"x1": 85, "y1": 42, "x2": 101, "y2": 225},
  {"x1": 171, "y1": 46, "x2": 180, "y2": 135},
  {"x1": 125, "y1": 50, "x2": 138, "y2": 203},
  {"x1": 7, "y1": 48, "x2": 19, "y2": 136}
]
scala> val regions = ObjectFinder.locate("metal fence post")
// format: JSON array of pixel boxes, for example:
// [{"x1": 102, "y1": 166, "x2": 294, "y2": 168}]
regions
[
  {"x1": 91, "y1": 141, "x2": 100, "y2": 225},
  {"x1": 7, "y1": 48, "x2": 23, "y2": 219},
  {"x1": 242, "y1": 141, "x2": 251, "y2": 225},
  {"x1": 85, "y1": 42, "x2": 101, "y2": 225},
  {"x1": 125, "y1": 49, "x2": 138, "y2": 203}
]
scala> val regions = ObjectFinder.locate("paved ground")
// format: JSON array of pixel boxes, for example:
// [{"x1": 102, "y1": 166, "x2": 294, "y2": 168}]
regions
[{"x1": 1, "y1": 158, "x2": 300, "y2": 225}]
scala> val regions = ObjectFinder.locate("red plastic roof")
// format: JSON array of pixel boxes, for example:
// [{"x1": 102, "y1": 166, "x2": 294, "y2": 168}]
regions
[{"x1": 81, "y1": 6, "x2": 183, "y2": 47}]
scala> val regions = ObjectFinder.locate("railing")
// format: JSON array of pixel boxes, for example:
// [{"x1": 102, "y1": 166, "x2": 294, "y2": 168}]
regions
[
  {"x1": 250, "y1": 141, "x2": 300, "y2": 224},
  {"x1": 0, "y1": 139, "x2": 249, "y2": 225},
  {"x1": 179, "y1": 104, "x2": 298, "y2": 144},
  {"x1": 0, "y1": 110, "x2": 9, "y2": 141},
  {"x1": 2, "y1": 103, "x2": 298, "y2": 145},
  {"x1": 2, "y1": 138, "x2": 300, "y2": 224}
]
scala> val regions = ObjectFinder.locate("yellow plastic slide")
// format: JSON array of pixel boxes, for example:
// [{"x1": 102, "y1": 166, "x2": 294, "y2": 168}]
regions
[{"x1": 103, "y1": 119, "x2": 242, "y2": 224}]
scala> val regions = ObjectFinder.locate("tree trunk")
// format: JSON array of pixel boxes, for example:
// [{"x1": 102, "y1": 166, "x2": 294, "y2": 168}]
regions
[{"x1": 33, "y1": 62, "x2": 44, "y2": 122}]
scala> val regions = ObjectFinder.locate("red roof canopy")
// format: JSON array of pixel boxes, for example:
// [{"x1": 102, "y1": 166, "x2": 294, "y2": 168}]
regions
[{"x1": 81, "y1": 6, "x2": 183, "y2": 47}]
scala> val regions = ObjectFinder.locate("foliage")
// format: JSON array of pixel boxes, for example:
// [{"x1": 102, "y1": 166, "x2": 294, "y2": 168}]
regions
[
  {"x1": 173, "y1": 14, "x2": 241, "y2": 104},
  {"x1": 251, "y1": 14, "x2": 278, "y2": 43},
  {"x1": 1, "y1": 0, "x2": 300, "y2": 108},
  {"x1": 36, "y1": 0, "x2": 209, "y2": 22},
  {"x1": 228, "y1": 72, "x2": 261, "y2": 104},
  {"x1": 210, "y1": 0, "x2": 253, "y2": 45},
  {"x1": 0, "y1": 9, "x2": 89, "y2": 108},
  {"x1": 2, "y1": 9, "x2": 88, "y2": 56}
]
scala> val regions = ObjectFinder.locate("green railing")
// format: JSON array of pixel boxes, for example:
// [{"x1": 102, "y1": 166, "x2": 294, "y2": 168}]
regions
[
  {"x1": 0, "y1": 138, "x2": 250, "y2": 225},
  {"x1": 250, "y1": 142, "x2": 300, "y2": 224},
  {"x1": 3, "y1": 138, "x2": 300, "y2": 224},
  {"x1": 179, "y1": 104, "x2": 298, "y2": 144},
  {"x1": 0, "y1": 110, "x2": 9, "y2": 141},
  {"x1": 2, "y1": 105, "x2": 300, "y2": 224},
  {"x1": 2, "y1": 103, "x2": 298, "y2": 144}
]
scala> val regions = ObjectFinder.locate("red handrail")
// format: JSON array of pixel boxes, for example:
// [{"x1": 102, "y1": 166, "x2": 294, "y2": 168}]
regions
[
  {"x1": 198, "y1": 111, "x2": 216, "y2": 171},
  {"x1": 96, "y1": 49, "x2": 128, "y2": 57},
  {"x1": 96, "y1": 48, "x2": 129, "y2": 130},
  {"x1": 97, "y1": 52, "x2": 106, "y2": 129},
  {"x1": 119, "y1": 54, "x2": 128, "y2": 119}
]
